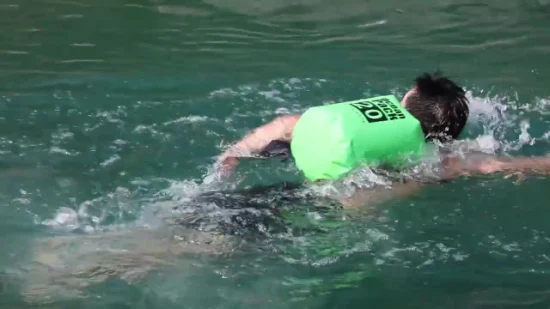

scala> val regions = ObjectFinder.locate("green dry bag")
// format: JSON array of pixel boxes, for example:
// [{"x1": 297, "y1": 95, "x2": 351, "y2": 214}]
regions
[{"x1": 290, "y1": 95, "x2": 426, "y2": 181}]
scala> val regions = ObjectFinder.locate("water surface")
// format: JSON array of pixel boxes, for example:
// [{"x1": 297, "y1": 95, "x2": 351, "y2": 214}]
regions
[{"x1": 1, "y1": 0, "x2": 550, "y2": 308}]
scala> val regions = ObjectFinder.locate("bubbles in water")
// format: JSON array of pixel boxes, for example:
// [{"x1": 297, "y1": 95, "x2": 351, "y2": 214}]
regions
[
  {"x1": 133, "y1": 124, "x2": 158, "y2": 134},
  {"x1": 49, "y1": 146, "x2": 78, "y2": 156},
  {"x1": 163, "y1": 115, "x2": 210, "y2": 126},
  {"x1": 100, "y1": 154, "x2": 121, "y2": 167},
  {"x1": 159, "y1": 179, "x2": 204, "y2": 201},
  {"x1": 510, "y1": 120, "x2": 535, "y2": 150},
  {"x1": 42, "y1": 207, "x2": 80, "y2": 230},
  {"x1": 39, "y1": 185, "x2": 144, "y2": 233}
]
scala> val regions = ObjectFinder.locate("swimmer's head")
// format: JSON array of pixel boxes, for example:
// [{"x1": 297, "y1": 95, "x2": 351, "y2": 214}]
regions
[{"x1": 401, "y1": 71, "x2": 469, "y2": 143}]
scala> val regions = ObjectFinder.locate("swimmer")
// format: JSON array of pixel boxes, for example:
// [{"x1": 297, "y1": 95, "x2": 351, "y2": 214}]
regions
[
  {"x1": 216, "y1": 72, "x2": 468, "y2": 176},
  {"x1": 213, "y1": 71, "x2": 550, "y2": 206}
]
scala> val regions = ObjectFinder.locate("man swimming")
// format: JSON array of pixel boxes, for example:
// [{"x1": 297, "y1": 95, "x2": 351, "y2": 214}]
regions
[
  {"x1": 215, "y1": 72, "x2": 468, "y2": 179},
  {"x1": 211, "y1": 71, "x2": 550, "y2": 206},
  {"x1": 22, "y1": 74, "x2": 550, "y2": 302},
  {"x1": 213, "y1": 73, "x2": 469, "y2": 177}
]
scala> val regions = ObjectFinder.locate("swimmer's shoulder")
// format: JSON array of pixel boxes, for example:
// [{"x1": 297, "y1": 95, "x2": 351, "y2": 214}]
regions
[
  {"x1": 280, "y1": 114, "x2": 301, "y2": 129},
  {"x1": 272, "y1": 114, "x2": 301, "y2": 141}
]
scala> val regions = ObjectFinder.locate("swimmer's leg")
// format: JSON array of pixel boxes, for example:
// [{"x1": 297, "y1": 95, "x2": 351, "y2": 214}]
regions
[{"x1": 21, "y1": 225, "x2": 233, "y2": 303}]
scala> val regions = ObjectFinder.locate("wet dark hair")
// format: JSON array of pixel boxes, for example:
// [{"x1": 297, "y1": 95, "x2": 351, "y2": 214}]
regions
[{"x1": 403, "y1": 72, "x2": 469, "y2": 143}]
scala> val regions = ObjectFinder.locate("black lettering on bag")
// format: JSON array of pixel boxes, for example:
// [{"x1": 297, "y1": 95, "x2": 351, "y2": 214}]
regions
[
  {"x1": 350, "y1": 98, "x2": 406, "y2": 123},
  {"x1": 350, "y1": 101, "x2": 387, "y2": 123}
]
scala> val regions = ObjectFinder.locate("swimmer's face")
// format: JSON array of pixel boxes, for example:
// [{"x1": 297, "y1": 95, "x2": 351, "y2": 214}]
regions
[{"x1": 400, "y1": 88, "x2": 416, "y2": 108}]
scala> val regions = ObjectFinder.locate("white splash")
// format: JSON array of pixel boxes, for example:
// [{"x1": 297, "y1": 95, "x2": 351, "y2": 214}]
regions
[
  {"x1": 42, "y1": 207, "x2": 80, "y2": 231},
  {"x1": 163, "y1": 115, "x2": 209, "y2": 125},
  {"x1": 100, "y1": 154, "x2": 121, "y2": 167}
]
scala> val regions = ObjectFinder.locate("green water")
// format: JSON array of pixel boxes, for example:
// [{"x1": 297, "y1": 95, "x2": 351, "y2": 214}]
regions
[{"x1": 1, "y1": 0, "x2": 550, "y2": 308}]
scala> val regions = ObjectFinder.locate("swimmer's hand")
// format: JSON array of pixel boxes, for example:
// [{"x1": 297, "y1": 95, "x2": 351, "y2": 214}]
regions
[{"x1": 215, "y1": 155, "x2": 239, "y2": 180}]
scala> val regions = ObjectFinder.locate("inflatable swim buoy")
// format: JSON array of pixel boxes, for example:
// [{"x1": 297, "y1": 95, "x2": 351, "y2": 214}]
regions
[{"x1": 291, "y1": 95, "x2": 426, "y2": 181}]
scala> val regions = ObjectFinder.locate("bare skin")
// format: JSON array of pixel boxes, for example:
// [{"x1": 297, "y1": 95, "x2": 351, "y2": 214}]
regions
[{"x1": 216, "y1": 114, "x2": 301, "y2": 177}]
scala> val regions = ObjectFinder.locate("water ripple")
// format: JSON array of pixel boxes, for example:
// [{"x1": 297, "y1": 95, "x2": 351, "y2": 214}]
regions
[
  {"x1": 2, "y1": 0, "x2": 550, "y2": 306},
  {"x1": 157, "y1": 5, "x2": 213, "y2": 16}
]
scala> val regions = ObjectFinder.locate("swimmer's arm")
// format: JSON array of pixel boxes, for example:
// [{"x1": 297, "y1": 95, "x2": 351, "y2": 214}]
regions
[
  {"x1": 340, "y1": 155, "x2": 550, "y2": 208},
  {"x1": 338, "y1": 182, "x2": 425, "y2": 208},
  {"x1": 440, "y1": 155, "x2": 550, "y2": 180},
  {"x1": 216, "y1": 114, "x2": 301, "y2": 176},
  {"x1": 220, "y1": 114, "x2": 300, "y2": 158}
]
